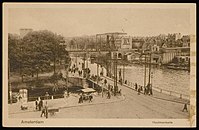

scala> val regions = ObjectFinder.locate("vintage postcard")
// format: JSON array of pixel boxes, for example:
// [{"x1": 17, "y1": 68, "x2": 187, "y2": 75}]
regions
[{"x1": 2, "y1": 3, "x2": 196, "y2": 127}]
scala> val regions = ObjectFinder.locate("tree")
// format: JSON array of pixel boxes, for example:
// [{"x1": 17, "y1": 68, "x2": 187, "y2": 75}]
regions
[
  {"x1": 17, "y1": 30, "x2": 70, "y2": 77},
  {"x1": 8, "y1": 33, "x2": 21, "y2": 72}
]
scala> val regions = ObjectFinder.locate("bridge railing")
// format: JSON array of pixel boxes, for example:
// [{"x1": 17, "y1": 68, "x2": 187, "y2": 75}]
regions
[
  {"x1": 125, "y1": 81, "x2": 190, "y2": 100},
  {"x1": 103, "y1": 76, "x2": 190, "y2": 100}
]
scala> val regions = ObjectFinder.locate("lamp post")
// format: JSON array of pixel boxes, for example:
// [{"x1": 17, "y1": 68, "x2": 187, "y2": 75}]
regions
[
  {"x1": 151, "y1": 72, "x2": 153, "y2": 86},
  {"x1": 144, "y1": 52, "x2": 147, "y2": 88},
  {"x1": 20, "y1": 47, "x2": 24, "y2": 82},
  {"x1": 65, "y1": 60, "x2": 70, "y2": 96},
  {"x1": 148, "y1": 52, "x2": 152, "y2": 85},
  {"x1": 113, "y1": 52, "x2": 118, "y2": 96},
  {"x1": 122, "y1": 56, "x2": 125, "y2": 85}
]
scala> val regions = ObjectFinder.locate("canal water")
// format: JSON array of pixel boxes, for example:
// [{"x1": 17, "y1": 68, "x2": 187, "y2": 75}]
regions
[
  {"x1": 117, "y1": 65, "x2": 190, "y2": 96},
  {"x1": 71, "y1": 57, "x2": 190, "y2": 96}
]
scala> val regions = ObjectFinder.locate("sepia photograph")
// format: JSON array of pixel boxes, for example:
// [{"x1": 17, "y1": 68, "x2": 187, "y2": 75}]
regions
[{"x1": 2, "y1": 3, "x2": 196, "y2": 127}]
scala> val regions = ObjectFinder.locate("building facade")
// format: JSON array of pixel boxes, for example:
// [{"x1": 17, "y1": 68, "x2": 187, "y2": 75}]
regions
[{"x1": 160, "y1": 47, "x2": 190, "y2": 64}]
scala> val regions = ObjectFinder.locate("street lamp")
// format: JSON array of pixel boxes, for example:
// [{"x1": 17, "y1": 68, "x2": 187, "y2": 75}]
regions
[
  {"x1": 65, "y1": 56, "x2": 70, "y2": 96},
  {"x1": 122, "y1": 56, "x2": 125, "y2": 85},
  {"x1": 20, "y1": 47, "x2": 24, "y2": 82}
]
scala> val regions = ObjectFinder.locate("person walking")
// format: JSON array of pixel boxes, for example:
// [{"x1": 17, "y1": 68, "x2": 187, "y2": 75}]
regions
[
  {"x1": 138, "y1": 86, "x2": 141, "y2": 95},
  {"x1": 39, "y1": 99, "x2": 43, "y2": 111},
  {"x1": 40, "y1": 103, "x2": 45, "y2": 117},
  {"x1": 89, "y1": 94, "x2": 93, "y2": 102},
  {"x1": 149, "y1": 84, "x2": 153, "y2": 96},
  {"x1": 182, "y1": 103, "x2": 188, "y2": 112},
  {"x1": 135, "y1": 83, "x2": 138, "y2": 91},
  {"x1": 35, "y1": 99, "x2": 38, "y2": 111},
  {"x1": 107, "y1": 91, "x2": 111, "y2": 99},
  {"x1": 118, "y1": 89, "x2": 122, "y2": 96},
  {"x1": 144, "y1": 86, "x2": 147, "y2": 95},
  {"x1": 45, "y1": 101, "x2": 48, "y2": 118},
  {"x1": 78, "y1": 94, "x2": 83, "y2": 103},
  {"x1": 140, "y1": 86, "x2": 143, "y2": 92}
]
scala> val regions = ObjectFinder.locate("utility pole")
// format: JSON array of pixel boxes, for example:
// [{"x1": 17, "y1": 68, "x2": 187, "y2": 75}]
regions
[
  {"x1": 76, "y1": 54, "x2": 78, "y2": 68},
  {"x1": 113, "y1": 52, "x2": 118, "y2": 96},
  {"x1": 123, "y1": 58, "x2": 125, "y2": 85},
  {"x1": 97, "y1": 63, "x2": 99, "y2": 84},
  {"x1": 65, "y1": 57, "x2": 70, "y2": 96},
  {"x1": 148, "y1": 53, "x2": 152, "y2": 85},
  {"x1": 86, "y1": 51, "x2": 88, "y2": 70},
  {"x1": 113, "y1": 58, "x2": 115, "y2": 91},
  {"x1": 144, "y1": 53, "x2": 147, "y2": 88},
  {"x1": 83, "y1": 53, "x2": 86, "y2": 78},
  {"x1": 20, "y1": 47, "x2": 24, "y2": 82}
]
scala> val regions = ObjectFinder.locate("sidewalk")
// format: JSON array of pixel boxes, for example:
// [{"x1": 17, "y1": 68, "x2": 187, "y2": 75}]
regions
[
  {"x1": 67, "y1": 68, "x2": 189, "y2": 105},
  {"x1": 8, "y1": 93, "x2": 125, "y2": 115},
  {"x1": 102, "y1": 76, "x2": 190, "y2": 105}
]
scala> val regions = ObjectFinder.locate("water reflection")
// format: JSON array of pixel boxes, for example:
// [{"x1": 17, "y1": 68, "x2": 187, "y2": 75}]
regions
[{"x1": 72, "y1": 57, "x2": 190, "y2": 95}]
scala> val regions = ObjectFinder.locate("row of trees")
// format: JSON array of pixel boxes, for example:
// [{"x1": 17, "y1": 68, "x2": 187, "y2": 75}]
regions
[
  {"x1": 66, "y1": 35, "x2": 96, "y2": 50},
  {"x1": 8, "y1": 30, "x2": 71, "y2": 80},
  {"x1": 66, "y1": 35, "x2": 117, "y2": 51}
]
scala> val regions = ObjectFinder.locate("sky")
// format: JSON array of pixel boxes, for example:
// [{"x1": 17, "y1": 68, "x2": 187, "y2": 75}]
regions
[{"x1": 7, "y1": 4, "x2": 192, "y2": 37}]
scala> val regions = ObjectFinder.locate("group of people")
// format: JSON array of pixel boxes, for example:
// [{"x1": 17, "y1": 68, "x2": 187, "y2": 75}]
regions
[
  {"x1": 134, "y1": 83, "x2": 153, "y2": 95},
  {"x1": 69, "y1": 64, "x2": 79, "y2": 74},
  {"x1": 106, "y1": 90, "x2": 111, "y2": 99},
  {"x1": 78, "y1": 93, "x2": 93, "y2": 103},
  {"x1": 107, "y1": 84, "x2": 122, "y2": 97},
  {"x1": 78, "y1": 70, "x2": 83, "y2": 76},
  {"x1": 35, "y1": 98, "x2": 49, "y2": 118}
]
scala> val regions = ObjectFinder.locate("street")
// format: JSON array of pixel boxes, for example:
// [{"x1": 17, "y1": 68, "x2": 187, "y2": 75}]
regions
[{"x1": 9, "y1": 80, "x2": 189, "y2": 119}]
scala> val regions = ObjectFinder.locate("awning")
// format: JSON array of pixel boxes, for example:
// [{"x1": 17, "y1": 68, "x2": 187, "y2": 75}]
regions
[{"x1": 81, "y1": 88, "x2": 96, "y2": 93}]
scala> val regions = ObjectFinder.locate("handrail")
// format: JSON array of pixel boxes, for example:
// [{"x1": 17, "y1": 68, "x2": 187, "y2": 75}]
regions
[{"x1": 103, "y1": 76, "x2": 190, "y2": 100}]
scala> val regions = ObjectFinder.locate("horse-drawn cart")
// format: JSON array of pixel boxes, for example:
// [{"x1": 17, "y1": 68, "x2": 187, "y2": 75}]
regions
[
  {"x1": 48, "y1": 107, "x2": 59, "y2": 116},
  {"x1": 78, "y1": 88, "x2": 96, "y2": 103}
]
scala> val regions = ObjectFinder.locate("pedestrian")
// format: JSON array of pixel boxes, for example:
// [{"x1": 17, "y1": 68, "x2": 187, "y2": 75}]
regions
[
  {"x1": 78, "y1": 70, "x2": 81, "y2": 76},
  {"x1": 118, "y1": 89, "x2": 122, "y2": 96},
  {"x1": 135, "y1": 83, "x2": 138, "y2": 91},
  {"x1": 138, "y1": 86, "x2": 141, "y2": 95},
  {"x1": 78, "y1": 94, "x2": 83, "y2": 103},
  {"x1": 104, "y1": 79, "x2": 107, "y2": 85},
  {"x1": 39, "y1": 99, "x2": 43, "y2": 111},
  {"x1": 140, "y1": 86, "x2": 143, "y2": 92},
  {"x1": 40, "y1": 105, "x2": 45, "y2": 117},
  {"x1": 45, "y1": 92, "x2": 49, "y2": 100},
  {"x1": 182, "y1": 103, "x2": 188, "y2": 112},
  {"x1": 35, "y1": 99, "x2": 38, "y2": 110},
  {"x1": 107, "y1": 91, "x2": 111, "y2": 99},
  {"x1": 45, "y1": 101, "x2": 48, "y2": 118},
  {"x1": 89, "y1": 95, "x2": 93, "y2": 102},
  {"x1": 149, "y1": 84, "x2": 153, "y2": 96},
  {"x1": 144, "y1": 86, "x2": 147, "y2": 95},
  {"x1": 125, "y1": 80, "x2": 127, "y2": 84},
  {"x1": 108, "y1": 84, "x2": 111, "y2": 90}
]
